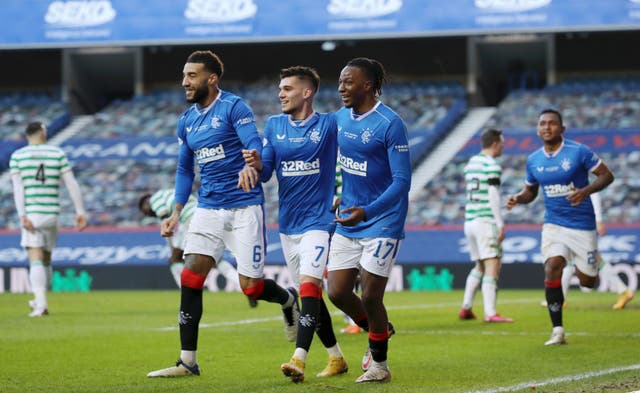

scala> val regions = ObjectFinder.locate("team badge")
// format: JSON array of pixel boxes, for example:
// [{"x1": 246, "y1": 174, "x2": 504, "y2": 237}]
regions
[
  {"x1": 560, "y1": 158, "x2": 572, "y2": 171},
  {"x1": 361, "y1": 128, "x2": 372, "y2": 144},
  {"x1": 310, "y1": 129, "x2": 321, "y2": 143},
  {"x1": 211, "y1": 116, "x2": 221, "y2": 129}
]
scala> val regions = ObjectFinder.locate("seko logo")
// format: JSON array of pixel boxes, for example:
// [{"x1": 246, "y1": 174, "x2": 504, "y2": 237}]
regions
[
  {"x1": 327, "y1": 0, "x2": 402, "y2": 18},
  {"x1": 474, "y1": 0, "x2": 551, "y2": 13},
  {"x1": 184, "y1": 0, "x2": 257, "y2": 23},
  {"x1": 45, "y1": 0, "x2": 116, "y2": 27}
]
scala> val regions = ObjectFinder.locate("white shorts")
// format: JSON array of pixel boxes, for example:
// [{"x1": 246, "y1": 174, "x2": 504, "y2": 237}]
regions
[
  {"x1": 280, "y1": 230, "x2": 330, "y2": 288},
  {"x1": 184, "y1": 205, "x2": 265, "y2": 278},
  {"x1": 464, "y1": 219, "x2": 502, "y2": 262},
  {"x1": 541, "y1": 223, "x2": 598, "y2": 277},
  {"x1": 327, "y1": 233, "x2": 400, "y2": 278},
  {"x1": 168, "y1": 216, "x2": 192, "y2": 250},
  {"x1": 20, "y1": 214, "x2": 59, "y2": 251}
]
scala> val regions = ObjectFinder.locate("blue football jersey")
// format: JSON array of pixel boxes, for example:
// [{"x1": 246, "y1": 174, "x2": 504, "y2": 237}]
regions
[
  {"x1": 335, "y1": 101, "x2": 411, "y2": 238},
  {"x1": 174, "y1": 90, "x2": 264, "y2": 208},
  {"x1": 525, "y1": 139, "x2": 601, "y2": 230},
  {"x1": 261, "y1": 112, "x2": 338, "y2": 235}
]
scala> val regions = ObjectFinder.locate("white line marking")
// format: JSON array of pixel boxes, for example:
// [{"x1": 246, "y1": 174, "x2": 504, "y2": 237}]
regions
[
  {"x1": 465, "y1": 364, "x2": 640, "y2": 393},
  {"x1": 152, "y1": 298, "x2": 542, "y2": 331}
]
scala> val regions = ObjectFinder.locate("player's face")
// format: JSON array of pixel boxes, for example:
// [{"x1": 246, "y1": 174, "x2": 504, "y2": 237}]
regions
[
  {"x1": 494, "y1": 135, "x2": 505, "y2": 157},
  {"x1": 140, "y1": 199, "x2": 155, "y2": 217},
  {"x1": 182, "y1": 62, "x2": 212, "y2": 105},
  {"x1": 278, "y1": 76, "x2": 309, "y2": 116},
  {"x1": 338, "y1": 66, "x2": 370, "y2": 111},
  {"x1": 537, "y1": 112, "x2": 565, "y2": 145}
]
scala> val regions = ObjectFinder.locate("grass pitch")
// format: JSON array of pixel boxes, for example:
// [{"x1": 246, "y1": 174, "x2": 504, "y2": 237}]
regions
[{"x1": 1, "y1": 289, "x2": 638, "y2": 393}]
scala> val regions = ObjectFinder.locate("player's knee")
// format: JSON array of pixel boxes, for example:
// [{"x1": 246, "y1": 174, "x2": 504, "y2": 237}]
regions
[
  {"x1": 181, "y1": 268, "x2": 206, "y2": 289},
  {"x1": 242, "y1": 279, "x2": 264, "y2": 298}
]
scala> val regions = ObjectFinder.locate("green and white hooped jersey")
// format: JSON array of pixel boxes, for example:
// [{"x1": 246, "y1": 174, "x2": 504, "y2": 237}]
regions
[
  {"x1": 150, "y1": 189, "x2": 196, "y2": 225},
  {"x1": 10, "y1": 144, "x2": 71, "y2": 216},
  {"x1": 464, "y1": 153, "x2": 501, "y2": 223}
]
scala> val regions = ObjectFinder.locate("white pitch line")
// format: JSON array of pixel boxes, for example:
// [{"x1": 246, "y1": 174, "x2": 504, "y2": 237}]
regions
[
  {"x1": 465, "y1": 364, "x2": 640, "y2": 393},
  {"x1": 152, "y1": 298, "x2": 542, "y2": 331}
]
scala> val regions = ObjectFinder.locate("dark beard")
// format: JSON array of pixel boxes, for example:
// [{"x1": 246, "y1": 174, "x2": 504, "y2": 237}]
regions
[{"x1": 186, "y1": 85, "x2": 208, "y2": 105}]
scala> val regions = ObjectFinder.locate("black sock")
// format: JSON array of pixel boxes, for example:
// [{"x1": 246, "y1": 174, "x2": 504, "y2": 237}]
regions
[
  {"x1": 355, "y1": 315, "x2": 369, "y2": 332},
  {"x1": 545, "y1": 286, "x2": 564, "y2": 327},
  {"x1": 258, "y1": 279, "x2": 290, "y2": 305},
  {"x1": 296, "y1": 296, "x2": 320, "y2": 351},
  {"x1": 315, "y1": 298, "x2": 338, "y2": 348},
  {"x1": 369, "y1": 337, "x2": 388, "y2": 363},
  {"x1": 179, "y1": 286, "x2": 203, "y2": 351}
]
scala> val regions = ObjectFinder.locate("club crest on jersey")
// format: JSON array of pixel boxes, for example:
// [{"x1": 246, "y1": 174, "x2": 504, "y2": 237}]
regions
[
  {"x1": 211, "y1": 116, "x2": 221, "y2": 128},
  {"x1": 310, "y1": 129, "x2": 321, "y2": 143},
  {"x1": 361, "y1": 128, "x2": 372, "y2": 144},
  {"x1": 561, "y1": 158, "x2": 572, "y2": 171}
]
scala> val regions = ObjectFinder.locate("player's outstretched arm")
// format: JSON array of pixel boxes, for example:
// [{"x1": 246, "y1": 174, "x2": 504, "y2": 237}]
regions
[{"x1": 506, "y1": 184, "x2": 538, "y2": 210}]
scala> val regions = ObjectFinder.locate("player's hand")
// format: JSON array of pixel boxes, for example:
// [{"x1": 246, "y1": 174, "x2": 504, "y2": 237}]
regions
[
  {"x1": 76, "y1": 214, "x2": 87, "y2": 231},
  {"x1": 161, "y1": 214, "x2": 179, "y2": 238},
  {"x1": 20, "y1": 216, "x2": 34, "y2": 232},
  {"x1": 505, "y1": 195, "x2": 518, "y2": 210},
  {"x1": 596, "y1": 221, "x2": 606, "y2": 236},
  {"x1": 242, "y1": 149, "x2": 263, "y2": 171},
  {"x1": 566, "y1": 188, "x2": 589, "y2": 207},
  {"x1": 237, "y1": 165, "x2": 260, "y2": 192},
  {"x1": 497, "y1": 226, "x2": 506, "y2": 243},
  {"x1": 335, "y1": 206, "x2": 366, "y2": 226}
]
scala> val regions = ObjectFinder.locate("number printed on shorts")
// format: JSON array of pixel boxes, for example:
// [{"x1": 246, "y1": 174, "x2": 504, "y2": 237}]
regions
[
  {"x1": 253, "y1": 245, "x2": 263, "y2": 263},
  {"x1": 373, "y1": 240, "x2": 396, "y2": 260},
  {"x1": 587, "y1": 250, "x2": 597, "y2": 266},
  {"x1": 35, "y1": 163, "x2": 46, "y2": 184}
]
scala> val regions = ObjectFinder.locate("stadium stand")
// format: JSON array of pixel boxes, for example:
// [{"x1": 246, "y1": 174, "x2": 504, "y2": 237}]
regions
[{"x1": 0, "y1": 92, "x2": 70, "y2": 170}]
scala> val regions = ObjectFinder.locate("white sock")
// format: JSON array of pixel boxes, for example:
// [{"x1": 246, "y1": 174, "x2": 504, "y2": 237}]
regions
[
  {"x1": 326, "y1": 343, "x2": 343, "y2": 358},
  {"x1": 29, "y1": 262, "x2": 48, "y2": 309},
  {"x1": 216, "y1": 260, "x2": 240, "y2": 286},
  {"x1": 180, "y1": 350, "x2": 196, "y2": 366},
  {"x1": 293, "y1": 348, "x2": 308, "y2": 362},
  {"x1": 481, "y1": 276, "x2": 498, "y2": 317},
  {"x1": 462, "y1": 268, "x2": 482, "y2": 309},
  {"x1": 561, "y1": 265, "x2": 573, "y2": 297},
  {"x1": 282, "y1": 290, "x2": 294, "y2": 309},
  {"x1": 170, "y1": 262, "x2": 184, "y2": 288},
  {"x1": 599, "y1": 261, "x2": 627, "y2": 294},
  {"x1": 45, "y1": 264, "x2": 53, "y2": 289}
]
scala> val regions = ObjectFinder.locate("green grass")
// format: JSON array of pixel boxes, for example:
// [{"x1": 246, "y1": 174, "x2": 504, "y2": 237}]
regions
[{"x1": 1, "y1": 290, "x2": 639, "y2": 393}]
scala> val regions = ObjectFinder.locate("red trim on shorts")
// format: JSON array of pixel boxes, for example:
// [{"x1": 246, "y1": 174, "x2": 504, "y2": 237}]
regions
[
  {"x1": 299, "y1": 282, "x2": 322, "y2": 298},
  {"x1": 369, "y1": 330, "x2": 389, "y2": 341},
  {"x1": 181, "y1": 268, "x2": 206, "y2": 289},
  {"x1": 545, "y1": 279, "x2": 562, "y2": 288},
  {"x1": 242, "y1": 279, "x2": 265, "y2": 298}
]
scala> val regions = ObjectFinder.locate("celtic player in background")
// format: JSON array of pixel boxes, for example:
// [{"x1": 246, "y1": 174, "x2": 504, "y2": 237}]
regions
[
  {"x1": 138, "y1": 189, "x2": 246, "y2": 303},
  {"x1": 10, "y1": 121, "x2": 87, "y2": 317},
  {"x1": 458, "y1": 128, "x2": 513, "y2": 323}
]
